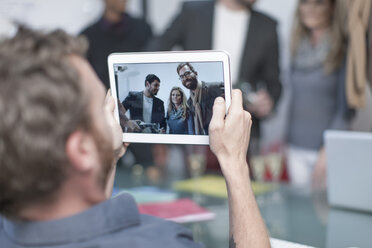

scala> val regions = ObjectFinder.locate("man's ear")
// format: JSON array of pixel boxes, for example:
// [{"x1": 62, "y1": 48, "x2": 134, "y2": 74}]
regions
[
  {"x1": 145, "y1": 81, "x2": 150, "y2": 88},
  {"x1": 66, "y1": 130, "x2": 97, "y2": 172}
]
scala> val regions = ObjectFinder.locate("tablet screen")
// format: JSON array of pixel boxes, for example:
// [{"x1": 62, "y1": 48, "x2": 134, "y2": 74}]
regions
[
  {"x1": 113, "y1": 61, "x2": 225, "y2": 136},
  {"x1": 108, "y1": 51, "x2": 231, "y2": 144}
]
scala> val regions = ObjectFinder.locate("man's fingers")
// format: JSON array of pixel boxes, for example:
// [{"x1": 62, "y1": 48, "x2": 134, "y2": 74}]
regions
[
  {"x1": 229, "y1": 89, "x2": 243, "y2": 114},
  {"x1": 225, "y1": 90, "x2": 244, "y2": 124},
  {"x1": 209, "y1": 97, "x2": 226, "y2": 132}
]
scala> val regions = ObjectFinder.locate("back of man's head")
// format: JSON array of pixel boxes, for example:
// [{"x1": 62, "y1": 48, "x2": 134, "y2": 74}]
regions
[{"x1": 0, "y1": 27, "x2": 91, "y2": 219}]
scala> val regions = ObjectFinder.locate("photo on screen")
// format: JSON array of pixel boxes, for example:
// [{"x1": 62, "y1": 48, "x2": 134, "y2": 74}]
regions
[{"x1": 114, "y1": 61, "x2": 224, "y2": 136}]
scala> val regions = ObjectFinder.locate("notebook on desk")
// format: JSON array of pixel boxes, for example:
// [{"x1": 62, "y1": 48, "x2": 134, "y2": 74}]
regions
[
  {"x1": 325, "y1": 130, "x2": 372, "y2": 212},
  {"x1": 270, "y1": 238, "x2": 315, "y2": 248}
]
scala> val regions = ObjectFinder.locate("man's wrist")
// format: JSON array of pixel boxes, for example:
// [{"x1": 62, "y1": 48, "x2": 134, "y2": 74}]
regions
[
  {"x1": 218, "y1": 156, "x2": 247, "y2": 168},
  {"x1": 218, "y1": 158, "x2": 250, "y2": 185}
]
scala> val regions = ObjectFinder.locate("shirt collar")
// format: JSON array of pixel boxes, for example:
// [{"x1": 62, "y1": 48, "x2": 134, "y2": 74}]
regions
[{"x1": 1, "y1": 193, "x2": 140, "y2": 246}]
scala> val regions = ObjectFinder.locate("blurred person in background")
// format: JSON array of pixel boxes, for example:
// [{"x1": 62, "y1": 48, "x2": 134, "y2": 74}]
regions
[
  {"x1": 166, "y1": 87, "x2": 193, "y2": 134},
  {"x1": 286, "y1": 0, "x2": 353, "y2": 190},
  {"x1": 80, "y1": 0, "x2": 152, "y2": 89},
  {"x1": 149, "y1": 0, "x2": 282, "y2": 154},
  {"x1": 80, "y1": 0, "x2": 154, "y2": 168}
]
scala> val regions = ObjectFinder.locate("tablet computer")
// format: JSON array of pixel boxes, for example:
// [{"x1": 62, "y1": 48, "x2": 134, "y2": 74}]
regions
[{"x1": 108, "y1": 51, "x2": 231, "y2": 145}]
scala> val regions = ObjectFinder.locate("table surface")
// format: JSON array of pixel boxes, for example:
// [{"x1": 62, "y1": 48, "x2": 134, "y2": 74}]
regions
[{"x1": 114, "y1": 166, "x2": 372, "y2": 248}]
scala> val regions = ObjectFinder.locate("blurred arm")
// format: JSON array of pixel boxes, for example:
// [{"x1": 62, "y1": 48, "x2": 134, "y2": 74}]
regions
[{"x1": 104, "y1": 91, "x2": 129, "y2": 198}]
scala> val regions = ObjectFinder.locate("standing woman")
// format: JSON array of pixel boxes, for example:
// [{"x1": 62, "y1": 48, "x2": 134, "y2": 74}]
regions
[
  {"x1": 287, "y1": 0, "x2": 352, "y2": 189},
  {"x1": 167, "y1": 87, "x2": 193, "y2": 134}
]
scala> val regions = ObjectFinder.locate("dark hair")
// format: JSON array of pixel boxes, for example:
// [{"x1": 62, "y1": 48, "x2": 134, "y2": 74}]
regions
[
  {"x1": 145, "y1": 74, "x2": 160, "y2": 86},
  {"x1": 0, "y1": 27, "x2": 91, "y2": 219},
  {"x1": 176, "y1": 62, "x2": 197, "y2": 75}
]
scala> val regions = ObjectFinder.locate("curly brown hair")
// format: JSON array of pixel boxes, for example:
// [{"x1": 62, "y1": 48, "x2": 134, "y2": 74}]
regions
[{"x1": 0, "y1": 27, "x2": 91, "y2": 219}]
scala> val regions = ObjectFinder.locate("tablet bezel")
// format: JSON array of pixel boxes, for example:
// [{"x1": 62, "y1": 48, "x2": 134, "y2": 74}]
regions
[{"x1": 108, "y1": 51, "x2": 231, "y2": 145}]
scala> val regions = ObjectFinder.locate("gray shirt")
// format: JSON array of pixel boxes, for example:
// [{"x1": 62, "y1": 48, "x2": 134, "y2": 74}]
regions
[
  {"x1": 0, "y1": 193, "x2": 203, "y2": 248},
  {"x1": 288, "y1": 64, "x2": 350, "y2": 150}
]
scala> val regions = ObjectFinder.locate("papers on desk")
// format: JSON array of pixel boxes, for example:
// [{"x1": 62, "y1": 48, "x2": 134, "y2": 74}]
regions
[
  {"x1": 173, "y1": 175, "x2": 276, "y2": 198},
  {"x1": 270, "y1": 238, "x2": 315, "y2": 248},
  {"x1": 138, "y1": 198, "x2": 215, "y2": 223}
]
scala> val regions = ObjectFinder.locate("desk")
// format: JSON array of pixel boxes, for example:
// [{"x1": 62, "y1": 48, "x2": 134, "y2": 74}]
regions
[
  {"x1": 115, "y1": 166, "x2": 372, "y2": 248},
  {"x1": 180, "y1": 186, "x2": 327, "y2": 248}
]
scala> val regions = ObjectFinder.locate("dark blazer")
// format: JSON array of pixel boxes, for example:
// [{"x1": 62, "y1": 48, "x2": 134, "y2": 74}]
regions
[
  {"x1": 122, "y1": 91, "x2": 166, "y2": 130},
  {"x1": 187, "y1": 81, "x2": 224, "y2": 135},
  {"x1": 80, "y1": 14, "x2": 152, "y2": 89},
  {"x1": 148, "y1": 0, "x2": 282, "y2": 138}
]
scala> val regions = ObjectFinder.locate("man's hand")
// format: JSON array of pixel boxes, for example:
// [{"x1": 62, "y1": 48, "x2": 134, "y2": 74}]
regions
[
  {"x1": 127, "y1": 120, "x2": 141, "y2": 133},
  {"x1": 159, "y1": 127, "x2": 166, "y2": 134},
  {"x1": 247, "y1": 89, "x2": 273, "y2": 119},
  {"x1": 209, "y1": 89, "x2": 252, "y2": 181},
  {"x1": 104, "y1": 90, "x2": 128, "y2": 159},
  {"x1": 104, "y1": 91, "x2": 129, "y2": 198}
]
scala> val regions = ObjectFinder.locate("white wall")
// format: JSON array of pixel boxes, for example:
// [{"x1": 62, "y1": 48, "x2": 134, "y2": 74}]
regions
[{"x1": 0, "y1": 0, "x2": 143, "y2": 36}]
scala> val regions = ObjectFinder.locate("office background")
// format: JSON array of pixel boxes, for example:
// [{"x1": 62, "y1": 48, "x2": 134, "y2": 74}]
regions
[{"x1": 2, "y1": 0, "x2": 370, "y2": 145}]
